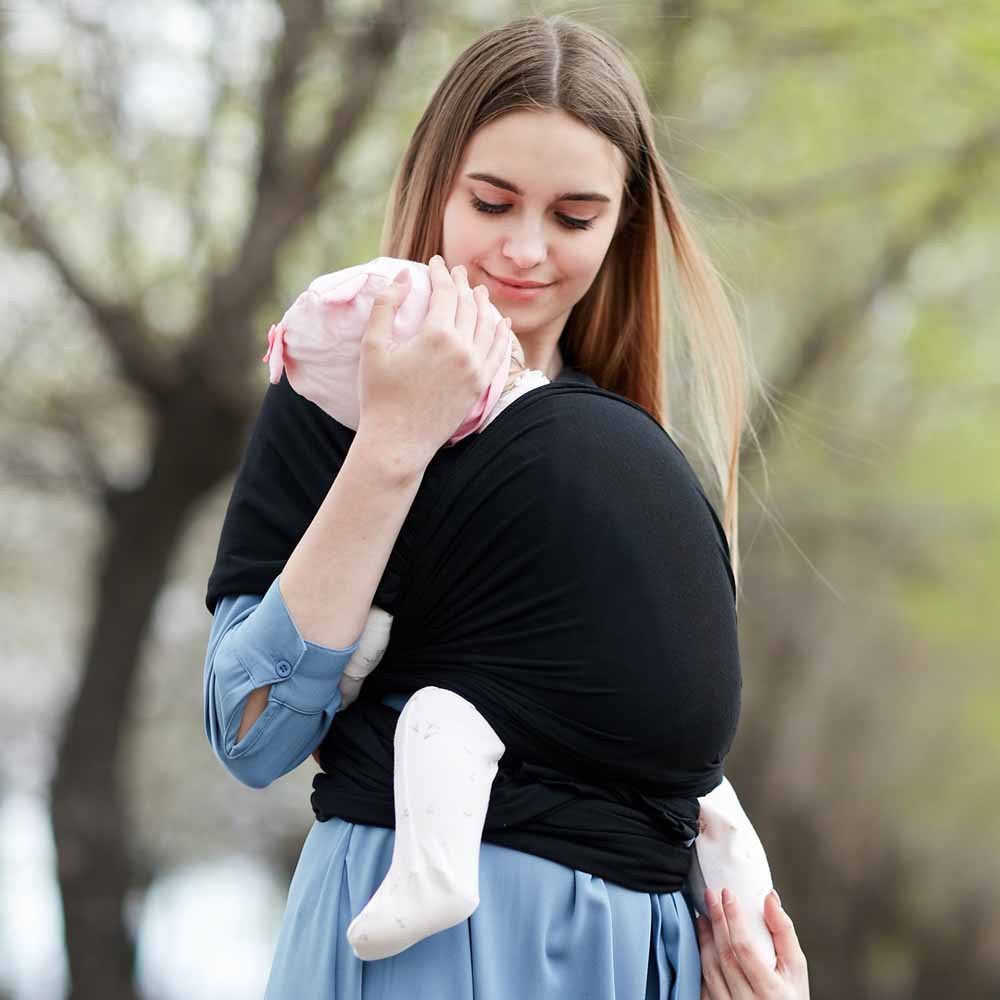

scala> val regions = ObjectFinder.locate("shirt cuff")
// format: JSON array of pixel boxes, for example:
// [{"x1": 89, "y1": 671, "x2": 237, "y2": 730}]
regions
[{"x1": 231, "y1": 576, "x2": 362, "y2": 715}]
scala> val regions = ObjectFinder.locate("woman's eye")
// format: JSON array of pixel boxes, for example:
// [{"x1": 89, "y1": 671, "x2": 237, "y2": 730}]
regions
[{"x1": 469, "y1": 195, "x2": 595, "y2": 231}]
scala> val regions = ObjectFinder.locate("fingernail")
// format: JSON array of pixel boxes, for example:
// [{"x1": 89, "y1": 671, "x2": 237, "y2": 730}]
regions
[
  {"x1": 393, "y1": 269, "x2": 409, "y2": 284},
  {"x1": 772, "y1": 889, "x2": 781, "y2": 906},
  {"x1": 722, "y1": 888, "x2": 733, "y2": 906}
]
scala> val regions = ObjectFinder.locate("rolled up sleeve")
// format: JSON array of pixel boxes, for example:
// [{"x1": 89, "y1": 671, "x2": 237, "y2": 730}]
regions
[{"x1": 203, "y1": 576, "x2": 361, "y2": 789}]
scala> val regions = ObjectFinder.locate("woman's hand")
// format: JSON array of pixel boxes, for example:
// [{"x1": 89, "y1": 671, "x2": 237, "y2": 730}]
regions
[
  {"x1": 356, "y1": 254, "x2": 511, "y2": 472},
  {"x1": 697, "y1": 888, "x2": 810, "y2": 1000}
]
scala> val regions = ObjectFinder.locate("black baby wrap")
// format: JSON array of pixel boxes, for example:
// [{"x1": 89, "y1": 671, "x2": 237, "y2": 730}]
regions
[{"x1": 206, "y1": 369, "x2": 742, "y2": 892}]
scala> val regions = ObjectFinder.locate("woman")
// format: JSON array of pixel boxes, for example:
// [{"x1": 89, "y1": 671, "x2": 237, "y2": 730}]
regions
[{"x1": 203, "y1": 15, "x2": 808, "y2": 998}]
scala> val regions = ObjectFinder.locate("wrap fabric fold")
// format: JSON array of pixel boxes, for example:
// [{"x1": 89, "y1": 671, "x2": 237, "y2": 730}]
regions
[
  {"x1": 207, "y1": 367, "x2": 741, "y2": 894},
  {"x1": 310, "y1": 700, "x2": 704, "y2": 894}
]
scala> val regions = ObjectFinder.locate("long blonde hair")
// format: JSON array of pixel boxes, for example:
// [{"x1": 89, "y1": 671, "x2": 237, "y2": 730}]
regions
[{"x1": 378, "y1": 15, "x2": 763, "y2": 599}]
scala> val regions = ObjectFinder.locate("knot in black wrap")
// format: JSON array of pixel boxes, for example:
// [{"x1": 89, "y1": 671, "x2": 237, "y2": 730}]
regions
[{"x1": 207, "y1": 367, "x2": 741, "y2": 893}]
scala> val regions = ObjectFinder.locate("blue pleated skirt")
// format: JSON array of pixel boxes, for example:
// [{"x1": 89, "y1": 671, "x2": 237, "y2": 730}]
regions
[
  {"x1": 264, "y1": 814, "x2": 702, "y2": 999},
  {"x1": 264, "y1": 694, "x2": 702, "y2": 999}
]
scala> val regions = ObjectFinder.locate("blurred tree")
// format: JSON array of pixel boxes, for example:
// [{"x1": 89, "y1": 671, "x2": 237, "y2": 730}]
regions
[
  {"x1": 0, "y1": 0, "x2": 428, "y2": 996},
  {"x1": 646, "y1": 6, "x2": 1000, "y2": 996},
  {"x1": 1, "y1": 2, "x2": 999, "y2": 999}
]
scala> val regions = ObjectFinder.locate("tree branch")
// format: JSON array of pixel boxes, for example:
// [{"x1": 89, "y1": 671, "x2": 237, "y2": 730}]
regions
[
  {"x1": 0, "y1": 29, "x2": 177, "y2": 404},
  {"x1": 187, "y1": 3, "x2": 242, "y2": 258},
  {"x1": 231, "y1": 0, "x2": 419, "y2": 294},
  {"x1": 0, "y1": 394, "x2": 111, "y2": 503},
  {"x1": 725, "y1": 118, "x2": 1000, "y2": 219},
  {"x1": 193, "y1": 0, "x2": 423, "y2": 413},
  {"x1": 746, "y1": 122, "x2": 1000, "y2": 459}
]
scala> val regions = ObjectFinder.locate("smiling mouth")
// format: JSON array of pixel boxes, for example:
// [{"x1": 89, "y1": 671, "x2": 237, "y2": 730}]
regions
[{"x1": 483, "y1": 270, "x2": 555, "y2": 290}]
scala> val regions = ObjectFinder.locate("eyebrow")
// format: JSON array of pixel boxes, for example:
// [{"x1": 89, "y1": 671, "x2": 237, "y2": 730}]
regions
[{"x1": 465, "y1": 172, "x2": 612, "y2": 204}]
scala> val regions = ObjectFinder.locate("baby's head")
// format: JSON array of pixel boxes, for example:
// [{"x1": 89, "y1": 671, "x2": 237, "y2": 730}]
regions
[{"x1": 263, "y1": 256, "x2": 513, "y2": 442}]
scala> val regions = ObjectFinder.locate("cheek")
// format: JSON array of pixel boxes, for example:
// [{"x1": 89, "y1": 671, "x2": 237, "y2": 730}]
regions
[
  {"x1": 441, "y1": 199, "x2": 485, "y2": 262},
  {"x1": 557, "y1": 244, "x2": 606, "y2": 295},
  {"x1": 569, "y1": 229, "x2": 617, "y2": 284},
  {"x1": 440, "y1": 200, "x2": 459, "y2": 259}
]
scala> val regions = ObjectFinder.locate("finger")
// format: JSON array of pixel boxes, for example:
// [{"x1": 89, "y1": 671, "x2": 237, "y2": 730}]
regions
[
  {"x1": 452, "y1": 264, "x2": 477, "y2": 342},
  {"x1": 695, "y1": 912, "x2": 730, "y2": 1000},
  {"x1": 482, "y1": 317, "x2": 512, "y2": 383},
  {"x1": 423, "y1": 254, "x2": 458, "y2": 334},
  {"x1": 721, "y1": 889, "x2": 776, "y2": 989},
  {"x1": 706, "y1": 889, "x2": 753, "y2": 999},
  {"x1": 764, "y1": 891, "x2": 808, "y2": 978},
  {"x1": 470, "y1": 284, "x2": 495, "y2": 353},
  {"x1": 363, "y1": 269, "x2": 411, "y2": 348}
]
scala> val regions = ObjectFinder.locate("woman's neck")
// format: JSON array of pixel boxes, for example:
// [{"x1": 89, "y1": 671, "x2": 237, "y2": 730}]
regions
[{"x1": 520, "y1": 338, "x2": 564, "y2": 380}]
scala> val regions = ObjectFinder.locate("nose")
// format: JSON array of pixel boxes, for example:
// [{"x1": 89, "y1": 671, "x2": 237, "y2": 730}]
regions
[{"x1": 501, "y1": 219, "x2": 548, "y2": 270}]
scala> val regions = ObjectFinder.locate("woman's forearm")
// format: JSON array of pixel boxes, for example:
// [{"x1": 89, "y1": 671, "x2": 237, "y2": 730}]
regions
[
  {"x1": 233, "y1": 432, "x2": 426, "y2": 744},
  {"x1": 279, "y1": 429, "x2": 427, "y2": 649}
]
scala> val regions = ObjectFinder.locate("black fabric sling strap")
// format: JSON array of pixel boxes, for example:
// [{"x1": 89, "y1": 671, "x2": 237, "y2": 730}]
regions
[{"x1": 206, "y1": 366, "x2": 742, "y2": 893}]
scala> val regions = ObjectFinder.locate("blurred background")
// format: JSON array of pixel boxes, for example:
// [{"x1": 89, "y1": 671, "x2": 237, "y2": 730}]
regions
[{"x1": 1, "y1": 1, "x2": 998, "y2": 997}]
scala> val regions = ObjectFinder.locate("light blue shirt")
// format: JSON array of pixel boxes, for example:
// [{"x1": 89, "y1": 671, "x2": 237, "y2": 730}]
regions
[{"x1": 203, "y1": 576, "x2": 362, "y2": 789}]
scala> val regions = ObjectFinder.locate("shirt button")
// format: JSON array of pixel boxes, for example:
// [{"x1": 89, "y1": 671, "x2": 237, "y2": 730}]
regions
[{"x1": 276, "y1": 660, "x2": 292, "y2": 677}]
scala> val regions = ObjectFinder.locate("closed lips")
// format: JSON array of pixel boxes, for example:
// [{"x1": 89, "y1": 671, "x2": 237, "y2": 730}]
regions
[{"x1": 484, "y1": 271, "x2": 553, "y2": 288}]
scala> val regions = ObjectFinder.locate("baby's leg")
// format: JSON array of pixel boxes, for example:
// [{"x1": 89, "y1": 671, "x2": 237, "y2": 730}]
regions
[
  {"x1": 346, "y1": 686, "x2": 505, "y2": 961},
  {"x1": 688, "y1": 776, "x2": 776, "y2": 968}
]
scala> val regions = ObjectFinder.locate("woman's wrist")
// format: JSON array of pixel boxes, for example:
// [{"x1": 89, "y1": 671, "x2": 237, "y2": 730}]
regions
[{"x1": 351, "y1": 426, "x2": 431, "y2": 488}]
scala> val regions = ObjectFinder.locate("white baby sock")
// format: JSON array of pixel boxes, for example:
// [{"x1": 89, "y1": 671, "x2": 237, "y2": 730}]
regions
[
  {"x1": 688, "y1": 777, "x2": 776, "y2": 968},
  {"x1": 346, "y1": 686, "x2": 506, "y2": 961}
]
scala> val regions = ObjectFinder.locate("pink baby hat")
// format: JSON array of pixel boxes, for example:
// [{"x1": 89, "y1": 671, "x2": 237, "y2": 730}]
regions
[{"x1": 262, "y1": 256, "x2": 513, "y2": 444}]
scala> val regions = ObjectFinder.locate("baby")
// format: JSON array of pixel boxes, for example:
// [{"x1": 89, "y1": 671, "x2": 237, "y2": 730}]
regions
[{"x1": 263, "y1": 256, "x2": 776, "y2": 966}]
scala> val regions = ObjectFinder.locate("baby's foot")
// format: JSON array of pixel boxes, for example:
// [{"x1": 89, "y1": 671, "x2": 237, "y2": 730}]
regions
[
  {"x1": 345, "y1": 686, "x2": 503, "y2": 961},
  {"x1": 346, "y1": 862, "x2": 479, "y2": 961}
]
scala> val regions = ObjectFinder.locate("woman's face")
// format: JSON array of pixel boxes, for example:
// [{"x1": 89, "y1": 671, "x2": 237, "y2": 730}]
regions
[{"x1": 441, "y1": 109, "x2": 628, "y2": 354}]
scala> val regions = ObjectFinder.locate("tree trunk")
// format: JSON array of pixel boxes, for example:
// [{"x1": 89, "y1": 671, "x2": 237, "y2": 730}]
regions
[{"x1": 50, "y1": 388, "x2": 244, "y2": 999}]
